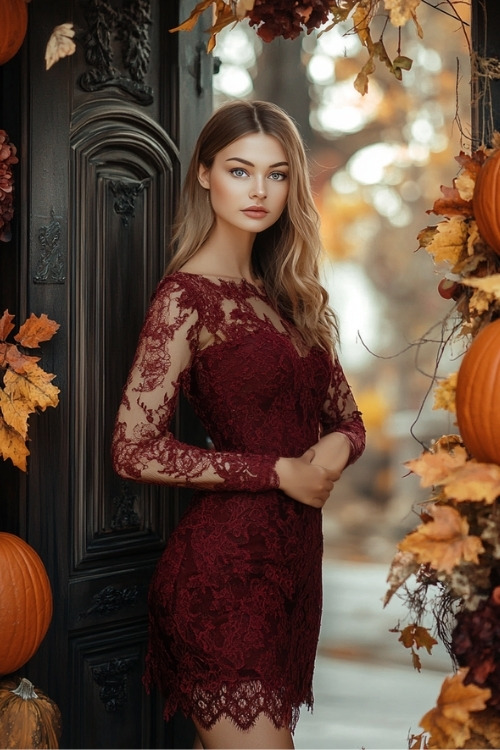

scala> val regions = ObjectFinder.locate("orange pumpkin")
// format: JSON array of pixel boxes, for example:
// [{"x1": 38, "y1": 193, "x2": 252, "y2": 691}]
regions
[
  {"x1": 473, "y1": 149, "x2": 500, "y2": 254},
  {"x1": 0, "y1": 677, "x2": 62, "y2": 748},
  {"x1": 0, "y1": 533, "x2": 53, "y2": 676},
  {"x1": 0, "y1": 0, "x2": 28, "y2": 66},
  {"x1": 455, "y1": 318, "x2": 500, "y2": 465}
]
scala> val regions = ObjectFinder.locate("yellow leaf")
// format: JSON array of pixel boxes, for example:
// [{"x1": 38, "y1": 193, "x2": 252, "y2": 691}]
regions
[
  {"x1": 399, "y1": 504, "x2": 484, "y2": 574},
  {"x1": 14, "y1": 312, "x2": 60, "y2": 348},
  {"x1": 432, "y1": 373, "x2": 457, "y2": 413},
  {"x1": 424, "y1": 216, "x2": 468, "y2": 266},
  {"x1": 443, "y1": 461, "x2": 500, "y2": 504},
  {"x1": 0, "y1": 415, "x2": 30, "y2": 472},
  {"x1": 417, "y1": 225, "x2": 438, "y2": 249},
  {"x1": 420, "y1": 668, "x2": 491, "y2": 749},
  {"x1": 0, "y1": 388, "x2": 30, "y2": 439},
  {"x1": 406, "y1": 445, "x2": 468, "y2": 487},
  {"x1": 462, "y1": 273, "x2": 500, "y2": 299},
  {"x1": 383, "y1": 0, "x2": 421, "y2": 26},
  {"x1": 455, "y1": 171, "x2": 476, "y2": 202},
  {"x1": 3, "y1": 363, "x2": 60, "y2": 413}
]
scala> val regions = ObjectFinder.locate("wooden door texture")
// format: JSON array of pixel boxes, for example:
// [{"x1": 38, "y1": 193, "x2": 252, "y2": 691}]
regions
[{"x1": 0, "y1": 1, "x2": 212, "y2": 747}]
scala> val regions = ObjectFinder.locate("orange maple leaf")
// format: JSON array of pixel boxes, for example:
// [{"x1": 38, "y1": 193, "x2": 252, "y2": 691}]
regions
[
  {"x1": 427, "y1": 183, "x2": 473, "y2": 218},
  {"x1": 455, "y1": 148, "x2": 488, "y2": 178},
  {"x1": 0, "y1": 341, "x2": 40, "y2": 373},
  {"x1": 399, "y1": 624, "x2": 438, "y2": 654},
  {"x1": 399, "y1": 505, "x2": 484, "y2": 574},
  {"x1": 420, "y1": 668, "x2": 491, "y2": 749},
  {"x1": 14, "y1": 312, "x2": 60, "y2": 348},
  {"x1": 443, "y1": 461, "x2": 500, "y2": 504},
  {"x1": 0, "y1": 309, "x2": 15, "y2": 341},
  {"x1": 406, "y1": 446, "x2": 468, "y2": 488}
]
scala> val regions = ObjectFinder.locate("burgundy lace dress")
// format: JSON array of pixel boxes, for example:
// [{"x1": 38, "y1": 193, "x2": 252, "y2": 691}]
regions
[{"x1": 112, "y1": 271, "x2": 365, "y2": 732}]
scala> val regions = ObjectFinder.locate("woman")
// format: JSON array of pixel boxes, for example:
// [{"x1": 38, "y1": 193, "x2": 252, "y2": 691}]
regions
[{"x1": 112, "y1": 100, "x2": 365, "y2": 749}]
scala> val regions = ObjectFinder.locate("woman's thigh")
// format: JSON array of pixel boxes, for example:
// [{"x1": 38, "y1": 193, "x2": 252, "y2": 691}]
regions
[{"x1": 192, "y1": 713, "x2": 295, "y2": 750}]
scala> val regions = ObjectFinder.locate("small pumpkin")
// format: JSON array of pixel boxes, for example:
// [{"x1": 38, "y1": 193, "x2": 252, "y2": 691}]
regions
[
  {"x1": 0, "y1": 677, "x2": 62, "y2": 748},
  {"x1": 0, "y1": 533, "x2": 53, "y2": 676},
  {"x1": 455, "y1": 318, "x2": 500, "y2": 465},
  {"x1": 0, "y1": 0, "x2": 29, "y2": 66},
  {"x1": 472, "y1": 149, "x2": 500, "y2": 255}
]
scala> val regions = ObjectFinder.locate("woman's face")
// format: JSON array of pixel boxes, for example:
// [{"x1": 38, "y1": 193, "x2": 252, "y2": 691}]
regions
[{"x1": 198, "y1": 132, "x2": 290, "y2": 237}]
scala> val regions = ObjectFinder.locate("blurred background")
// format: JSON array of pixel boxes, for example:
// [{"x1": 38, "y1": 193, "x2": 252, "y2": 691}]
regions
[{"x1": 212, "y1": 4, "x2": 471, "y2": 746}]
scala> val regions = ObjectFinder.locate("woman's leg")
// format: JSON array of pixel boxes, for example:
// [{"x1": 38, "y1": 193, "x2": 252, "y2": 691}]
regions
[
  {"x1": 193, "y1": 732, "x2": 204, "y2": 749},
  {"x1": 192, "y1": 714, "x2": 295, "y2": 750}
]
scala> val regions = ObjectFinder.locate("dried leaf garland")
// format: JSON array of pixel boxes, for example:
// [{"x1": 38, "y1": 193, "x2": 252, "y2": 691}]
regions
[{"x1": 0, "y1": 310, "x2": 60, "y2": 471}]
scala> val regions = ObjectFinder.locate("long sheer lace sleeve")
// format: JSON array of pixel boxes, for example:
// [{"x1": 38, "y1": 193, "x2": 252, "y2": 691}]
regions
[
  {"x1": 111, "y1": 277, "x2": 280, "y2": 491},
  {"x1": 320, "y1": 358, "x2": 366, "y2": 466}
]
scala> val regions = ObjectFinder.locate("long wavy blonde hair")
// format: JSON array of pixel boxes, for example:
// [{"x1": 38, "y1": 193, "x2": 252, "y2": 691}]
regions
[{"x1": 166, "y1": 100, "x2": 338, "y2": 352}]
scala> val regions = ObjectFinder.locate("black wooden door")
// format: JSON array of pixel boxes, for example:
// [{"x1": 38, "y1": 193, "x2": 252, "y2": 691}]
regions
[{"x1": 0, "y1": 1, "x2": 212, "y2": 747}]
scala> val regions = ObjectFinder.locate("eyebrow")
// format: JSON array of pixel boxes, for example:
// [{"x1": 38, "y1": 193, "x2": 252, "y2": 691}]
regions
[{"x1": 225, "y1": 157, "x2": 289, "y2": 168}]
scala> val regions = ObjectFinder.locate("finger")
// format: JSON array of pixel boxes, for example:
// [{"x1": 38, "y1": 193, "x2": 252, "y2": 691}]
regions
[{"x1": 302, "y1": 448, "x2": 315, "y2": 463}]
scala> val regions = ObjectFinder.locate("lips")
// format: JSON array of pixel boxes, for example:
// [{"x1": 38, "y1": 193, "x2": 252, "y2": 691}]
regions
[{"x1": 242, "y1": 206, "x2": 269, "y2": 218}]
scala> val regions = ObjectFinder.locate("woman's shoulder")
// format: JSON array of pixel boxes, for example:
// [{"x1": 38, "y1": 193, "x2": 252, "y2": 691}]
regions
[{"x1": 154, "y1": 270, "x2": 208, "y2": 300}]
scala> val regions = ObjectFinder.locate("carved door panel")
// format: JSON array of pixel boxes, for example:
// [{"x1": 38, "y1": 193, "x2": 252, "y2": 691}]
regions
[{"x1": 0, "y1": 1, "x2": 212, "y2": 748}]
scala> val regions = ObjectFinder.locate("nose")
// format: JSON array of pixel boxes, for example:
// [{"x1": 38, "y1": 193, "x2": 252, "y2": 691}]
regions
[{"x1": 250, "y1": 177, "x2": 266, "y2": 199}]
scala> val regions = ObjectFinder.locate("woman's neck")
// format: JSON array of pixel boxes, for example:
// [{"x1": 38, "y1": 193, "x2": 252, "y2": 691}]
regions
[{"x1": 184, "y1": 227, "x2": 256, "y2": 281}]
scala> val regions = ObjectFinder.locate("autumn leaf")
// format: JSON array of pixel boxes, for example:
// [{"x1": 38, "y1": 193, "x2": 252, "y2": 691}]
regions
[
  {"x1": 406, "y1": 445, "x2": 468, "y2": 487},
  {"x1": 0, "y1": 342, "x2": 40, "y2": 374},
  {"x1": 0, "y1": 415, "x2": 30, "y2": 472},
  {"x1": 396, "y1": 623, "x2": 438, "y2": 672},
  {"x1": 399, "y1": 504, "x2": 484, "y2": 574},
  {"x1": 462, "y1": 273, "x2": 500, "y2": 304},
  {"x1": 0, "y1": 309, "x2": 15, "y2": 340},
  {"x1": 422, "y1": 216, "x2": 468, "y2": 267},
  {"x1": 443, "y1": 461, "x2": 500, "y2": 504},
  {"x1": 0, "y1": 388, "x2": 30, "y2": 438},
  {"x1": 399, "y1": 624, "x2": 438, "y2": 654},
  {"x1": 428, "y1": 183, "x2": 473, "y2": 219},
  {"x1": 432, "y1": 373, "x2": 457, "y2": 413},
  {"x1": 0, "y1": 310, "x2": 60, "y2": 471},
  {"x1": 3, "y1": 364, "x2": 60, "y2": 413},
  {"x1": 14, "y1": 312, "x2": 60, "y2": 348},
  {"x1": 383, "y1": 0, "x2": 421, "y2": 27},
  {"x1": 420, "y1": 668, "x2": 491, "y2": 749},
  {"x1": 45, "y1": 23, "x2": 77, "y2": 71}
]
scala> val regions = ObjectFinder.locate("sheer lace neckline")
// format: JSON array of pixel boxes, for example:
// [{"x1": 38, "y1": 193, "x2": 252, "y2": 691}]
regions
[{"x1": 175, "y1": 271, "x2": 265, "y2": 293}]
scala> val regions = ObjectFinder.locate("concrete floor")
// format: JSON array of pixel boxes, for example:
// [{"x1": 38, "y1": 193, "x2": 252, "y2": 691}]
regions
[{"x1": 293, "y1": 561, "x2": 452, "y2": 750}]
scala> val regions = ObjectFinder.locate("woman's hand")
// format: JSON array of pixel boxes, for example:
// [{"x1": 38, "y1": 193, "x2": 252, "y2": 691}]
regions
[{"x1": 275, "y1": 449, "x2": 338, "y2": 508}]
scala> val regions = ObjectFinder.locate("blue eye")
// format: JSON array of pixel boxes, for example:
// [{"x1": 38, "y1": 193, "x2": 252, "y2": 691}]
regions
[
  {"x1": 269, "y1": 172, "x2": 287, "y2": 181},
  {"x1": 230, "y1": 168, "x2": 247, "y2": 177}
]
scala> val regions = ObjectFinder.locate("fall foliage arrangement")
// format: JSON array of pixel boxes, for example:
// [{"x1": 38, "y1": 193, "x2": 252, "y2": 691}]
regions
[
  {"x1": 0, "y1": 310, "x2": 60, "y2": 471},
  {"x1": 173, "y1": 0, "x2": 467, "y2": 93},
  {"x1": 385, "y1": 134, "x2": 500, "y2": 748}
]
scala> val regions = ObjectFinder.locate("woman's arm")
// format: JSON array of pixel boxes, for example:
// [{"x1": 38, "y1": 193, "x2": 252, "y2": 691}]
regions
[
  {"x1": 111, "y1": 277, "x2": 279, "y2": 492},
  {"x1": 311, "y1": 357, "x2": 366, "y2": 476}
]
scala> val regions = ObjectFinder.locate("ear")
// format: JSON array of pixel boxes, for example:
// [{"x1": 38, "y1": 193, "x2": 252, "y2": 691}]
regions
[{"x1": 198, "y1": 163, "x2": 210, "y2": 190}]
